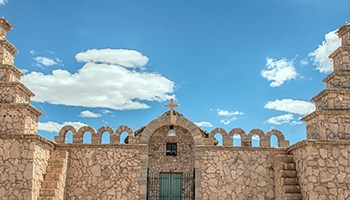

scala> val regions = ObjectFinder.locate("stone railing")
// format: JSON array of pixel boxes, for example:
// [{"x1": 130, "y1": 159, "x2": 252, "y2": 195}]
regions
[
  {"x1": 54, "y1": 125, "x2": 139, "y2": 144},
  {"x1": 206, "y1": 128, "x2": 290, "y2": 147}
]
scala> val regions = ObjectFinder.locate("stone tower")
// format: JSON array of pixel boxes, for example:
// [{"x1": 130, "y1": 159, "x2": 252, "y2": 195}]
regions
[
  {"x1": 302, "y1": 24, "x2": 350, "y2": 140},
  {"x1": 0, "y1": 18, "x2": 41, "y2": 135}
]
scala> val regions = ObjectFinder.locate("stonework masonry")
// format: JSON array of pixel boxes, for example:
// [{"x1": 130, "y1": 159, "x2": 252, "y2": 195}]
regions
[{"x1": 1, "y1": 18, "x2": 350, "y2": 200}]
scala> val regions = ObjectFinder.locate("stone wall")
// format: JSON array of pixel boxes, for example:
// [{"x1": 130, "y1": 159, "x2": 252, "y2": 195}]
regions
[
  {"x1": 196, "y1": 147, "x2": 287, "y2": 200},
  {"x1": 63, "y1": 145, "x2": 143, "y2": 200},
  {"x1": 0, "y1": 135, "x2": 53, "y2": 200},
  {"x1": 290, "y1": 140, "x2": 350, "y2": 200}
]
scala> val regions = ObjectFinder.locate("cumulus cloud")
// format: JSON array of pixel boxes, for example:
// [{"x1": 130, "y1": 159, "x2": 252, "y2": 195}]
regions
[
  {"x1": 252, "y1": 135, "x2": 260, "y2": 141},
  {"x1": 23, "y1": 49, "x2": 174, "y2": 110},
  {"x1": 264, "y1": 99, "x2": 315, "y2": 116},
  {"x1": 217, "y1": 109, "x2": 243, "y2": 117},
  {"x1": 0, "y1": 0, "x2": 8, "y2": 5},
  {"x1": 79, "y1": 110, "x2": 101, "y2": 118},
  {"x1": 261, "y1": 57, "x2": 298, "y2": 87},
  {"x1": 30, "y1": 50, "x2": 37, "y2": 55},
  {"x1": 33, "y1": 56, "x2": 62, "y2": 67},
  {"x1": 220, "y1": 117, "x2": 237, "y2": 125},
  {"x1": 300, "y1": 59, "x2": 309, "y2": 66},
  {"x1": 76, "y1": 49, "x2": 149, "y2": 69},
  {"x1": 265, "y1": 114, "x2": 295, "y2": 125},
  {"x1": 101, "y1": 109, "x2": 112, "y2": 114},
  {"x1": 194, "y1": 121, "x2": 213, "y2": 128},
  {"x1": 38, "y1": 121, "x2": 87, "y2": 133},
  {"x1": 309, "y1": 30, "x2": 341, "y2": 74}
]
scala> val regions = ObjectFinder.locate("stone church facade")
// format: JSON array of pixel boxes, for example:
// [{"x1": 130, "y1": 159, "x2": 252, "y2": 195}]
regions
[{"x1": 0, "y1": 18, "x2": 350, "y2": 200}]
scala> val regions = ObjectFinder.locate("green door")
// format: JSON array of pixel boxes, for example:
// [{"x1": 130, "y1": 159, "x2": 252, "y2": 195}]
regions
[{"x1": 159, "y1": 173, "x2": 183, "y2": 200}]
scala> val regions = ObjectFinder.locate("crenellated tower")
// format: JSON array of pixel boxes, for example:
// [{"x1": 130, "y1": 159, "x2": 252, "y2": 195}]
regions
[
  {"x1": 302, "y1": 23, "x2": 350, "y2": 140},
  {"x1": 0, "y1": 18, "x2": 41, "y2": 135}
]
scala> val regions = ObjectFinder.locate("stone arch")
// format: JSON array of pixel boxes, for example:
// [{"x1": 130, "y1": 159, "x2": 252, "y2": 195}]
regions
[
  {"x1": 55, "y1": 125, "x2": 77, "y2": 144},
  {"x1": 228, "y1": 128, "x2": 247, "y2": 146},
  {"x1": 115, "y1": 125, "x2": 134, "y2": 144},
  {"x1": 139, "y1": 115, "x2": 204, "y2": 145},
  {"x1": 265, "y1": 129, "x2": 290, "y2": 147},
  {"x1": 247, "y1": 129, "x2": 268, "y2": 147},
  {"x1": 93, "y1": 126, "x2": 114, "y2": 144},
  {"x1": 75, "y1": 126, "x2": 96, "y2": 144},
  {"x1": 209, "y1": 128, "x2": 230, "y2": 146}
]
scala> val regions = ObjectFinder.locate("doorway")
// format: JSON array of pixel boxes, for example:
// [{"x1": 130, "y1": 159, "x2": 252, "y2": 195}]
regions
[{"x1": 159, "y1": 173, "x2": 183, "y2": 200}]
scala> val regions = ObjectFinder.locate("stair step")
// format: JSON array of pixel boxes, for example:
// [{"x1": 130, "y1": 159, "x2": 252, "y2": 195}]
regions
[
  {"x1": 46, "y1": 166, "x2": 64, "y2": 173},
  {"x1": 42, "y1": 181, "x2": 59, "y2": 189},
  {"x1": 284, "y1": 185, "x2": 301, "y2": 193},
  {"x1": 282, "y1": 177, "x2": 298, "y2": 185},
  {"x1": 274, "y1": 155, "x2": 294, "y2": 163},
  {"x1": 277, "y1": 163, "x2": 296, "y2": 170},
  {"x1": 285, "y1": 193, "x2": 302, "y2": 200},
  {"x1": 51, "y1": 150, "x2": 69, "y2": 157},
  {"x1": 44, "y1": 172, "x2": 63, "y2": 181},
  {"x1": 39, "y1": 188, "x2": 57, "y2": 197},
  {"x1": 38, "y1": 197, "x2": 55, "y2": 200},
  {"x1": 282, "y1": 170, "x2": 297, "y2": 178}
]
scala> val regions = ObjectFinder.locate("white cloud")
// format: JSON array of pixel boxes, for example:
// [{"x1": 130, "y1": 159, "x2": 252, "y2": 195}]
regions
[
  {"x1": 261, "y1": 57, "x2": 298, "y2": 87},
  {"x1": 30, "y1": 50, "x2": 37, "y2": 55},
  {"x1": 23, "y1": 49, "x2": 175, "y2": 110},
  {"x1": 220, "y1": 117, "x2": 237, "y2": 125},
  {"x1": 300, "y1": 59, "x2": 309, "y2": 66},
  {"x1": 33, "y1": 56, "x2": 62, "y2": 67},
  {"x1": 79, "y1": 110, "x2": 101, "y2": 118},
  {"x1": 264, "y1": 99, "x2": 315, "y2": 116},
  {"x1": 309, "y1": 30, "x2": 341, "y2": 74},
  {"x1": 101, "y1": 109, "x2": 112, "y2": 114},
  {"x1": 0, "y1": 0, "x2": 8, "y2": 5},
  {"x1": 194, "y1": 121, "x2": 213, "y2": 128},
  {"x1": 217, "y1": 109, "x2": 243, "y2": 117},
  {"x1": 265, "y1": 114, "x2": 295, "y2": 125},
  {"x1": 76, "y1": 49, "x2": 149, "y2": 69},
  {"x1": 252, "y1": 135, "x2": 260, "y2": 141},
  {"x1": 38, "y1": 121, "x2": 87, "y2": 133}
]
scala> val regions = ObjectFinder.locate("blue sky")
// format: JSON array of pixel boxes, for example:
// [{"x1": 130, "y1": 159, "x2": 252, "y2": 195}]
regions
[{"x1": 1, "y1": 0, "x2": 350, "y2": 145}]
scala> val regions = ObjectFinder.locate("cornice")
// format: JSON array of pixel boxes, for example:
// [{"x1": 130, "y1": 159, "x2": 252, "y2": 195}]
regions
[
  {"x1": 0, "y1": 103, "x2": 42, "y2": 116},
  {"x1": 301, "y1": 109, "x2": 350, "y2": 121},
  {"x1": 323, "y1": 71, "x2": 350, "y2": 83},
  {"x1": 0, "y1": 39, "x2": 18, "y2": 54},
  {"x1": 310, "y1": 88, "x2": 350, "y2": 102},
  {"x1": 287, "y1": 139, "x2": 350, "y2": 153},
  {"x1": 329, "y1": 46, "x2": 350, "y2": 59},
  {"x1": 0, "y1": 82, "x2": 35, "y2": 97},
  {"x1": 0, "y1": 18, "x2": 13, "y2": 31},
  {"x1": 0, "y1": 64, "x2": 24, "y2": 77},
  {"x1": 0, "y1": 133, "x2": 55, "y2": 149}
]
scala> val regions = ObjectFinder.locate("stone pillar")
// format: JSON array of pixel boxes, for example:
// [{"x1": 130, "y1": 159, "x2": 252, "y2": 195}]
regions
[
  {"x1": 0, "y1": 18, "x2": 41, "y2": 135},
  {"x1": 302, "y1": 23, "x2": 350, "y2": 140}
]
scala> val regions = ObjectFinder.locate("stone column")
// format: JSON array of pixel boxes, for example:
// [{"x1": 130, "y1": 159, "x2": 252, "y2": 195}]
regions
[
  {"x1": 302, "y1": 24, "x2": 350, "y2": 140},
  {"x1": 0, "y1": 18, "x2": 41, "y2": 135}
]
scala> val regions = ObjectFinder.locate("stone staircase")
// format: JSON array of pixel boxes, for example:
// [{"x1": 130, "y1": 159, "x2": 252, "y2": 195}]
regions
[
  {"x1": 39, "y1": 150, "x2": 69, "y2": 200},
  {"x1": 275, "y1": 155, "x2": 302, "y2": 200}
]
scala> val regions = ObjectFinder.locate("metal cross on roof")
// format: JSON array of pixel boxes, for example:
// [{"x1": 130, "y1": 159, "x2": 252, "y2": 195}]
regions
[{"x1": 165, "y1": 98, "x2": 179, "y2": 122}]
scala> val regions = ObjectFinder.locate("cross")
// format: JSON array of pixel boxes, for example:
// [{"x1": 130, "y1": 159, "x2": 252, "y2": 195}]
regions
[{"x1": 165, "y1": 98, "x2": 179, "y2": 122}]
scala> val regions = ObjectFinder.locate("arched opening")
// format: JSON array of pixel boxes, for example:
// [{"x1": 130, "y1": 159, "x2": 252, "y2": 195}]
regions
[
  {"x1": 233, "y1": 133, "x2": 241, "y2": 146},
  {"x1": 65, "y1": 131, "x2": 73, "y2": 144},
  {"x1": 120, "y1": 132, "x2": 129, "y2": 144},
  {"x1": 214, "y1": 133, "x2": 223, "y2": 146},
  {"x1": 270, "y1": 135, "x2": 278, "y2": 147},
  {"x1": 101, "y1": 132, "x2": 110, "y2": 144},
  {"x1": 252, "y1": 134, "x2": 260, "y2": 147},
  {"x1": 83, "y1": 132, "x2": 92, "y2": 144}
]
